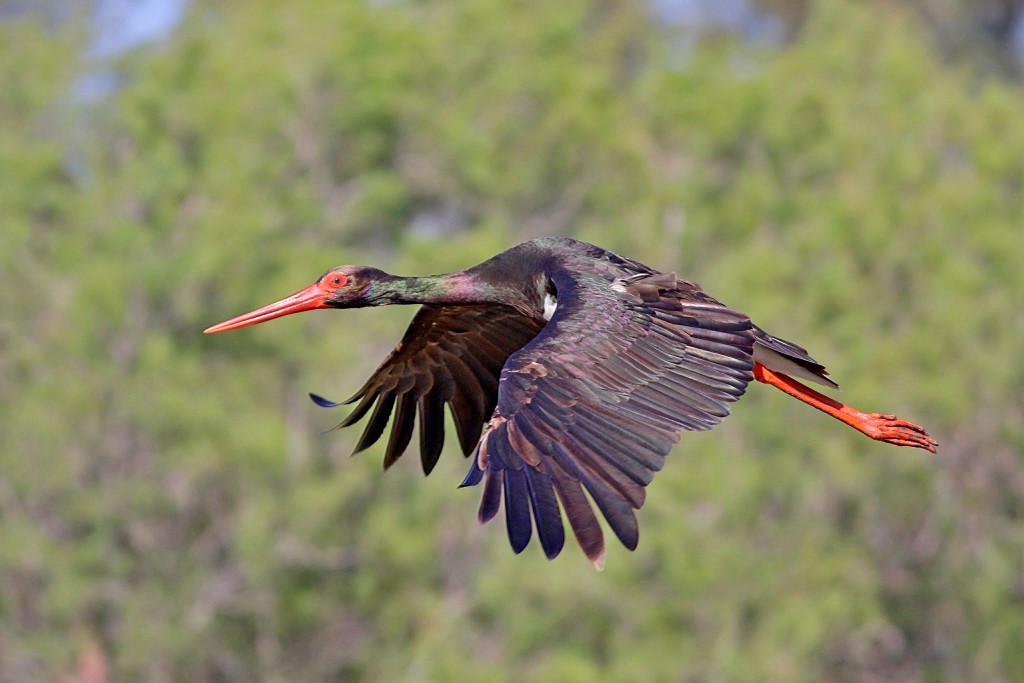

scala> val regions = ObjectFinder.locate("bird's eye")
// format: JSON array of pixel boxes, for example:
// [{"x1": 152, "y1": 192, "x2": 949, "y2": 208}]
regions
[{"x1": 325, "y1": 274, "x2": 349, "y2": 290}]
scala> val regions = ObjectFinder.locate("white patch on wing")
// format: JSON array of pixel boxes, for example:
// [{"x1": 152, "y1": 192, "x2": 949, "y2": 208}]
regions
[{"x1": 543, "y1": 292, "x2": 558, "y2": 321}]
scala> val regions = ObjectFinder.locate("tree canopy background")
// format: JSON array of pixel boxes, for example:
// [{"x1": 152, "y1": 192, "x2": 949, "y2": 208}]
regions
[{"x1": 2, "y1": 1, "x2": 1023, "y2": 681}]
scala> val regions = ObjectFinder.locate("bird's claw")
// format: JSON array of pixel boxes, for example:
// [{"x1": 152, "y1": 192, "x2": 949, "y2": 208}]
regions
[{"x1": 864, "y1": 413, "x2": 938, "y2": 453}]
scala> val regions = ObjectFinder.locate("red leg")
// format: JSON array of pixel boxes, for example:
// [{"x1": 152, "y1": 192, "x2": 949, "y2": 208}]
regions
[{"x1": 752, "y1": 362, "x2": 937, "y2": 452}]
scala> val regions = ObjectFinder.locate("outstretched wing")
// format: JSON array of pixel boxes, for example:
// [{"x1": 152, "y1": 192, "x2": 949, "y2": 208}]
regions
[
  {"x1": 461, "y1": 270, "x2": 755, "y2": 567},
  {"x1": 313, "y1": 304, "x2": 544, "y2": 474}
]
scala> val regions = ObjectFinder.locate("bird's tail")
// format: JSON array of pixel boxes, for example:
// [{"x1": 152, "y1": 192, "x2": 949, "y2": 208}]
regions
[{"x1": 752, "y1": 327, "x2": 839, "y2": 390}]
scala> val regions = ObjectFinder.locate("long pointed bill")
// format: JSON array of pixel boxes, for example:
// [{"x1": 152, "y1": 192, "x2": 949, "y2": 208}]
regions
[{"x1": 204, "y1": 282, "x2": 329, "y2": 334}]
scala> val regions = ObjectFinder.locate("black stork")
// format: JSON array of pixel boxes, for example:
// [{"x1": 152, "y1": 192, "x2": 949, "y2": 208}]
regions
[{"x1": 205, "y1": 237, "x2": 936, "y2": 568}]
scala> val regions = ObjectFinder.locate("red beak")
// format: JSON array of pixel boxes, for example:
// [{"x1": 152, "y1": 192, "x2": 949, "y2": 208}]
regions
[{"x1": 204, "y1": 282, "x2": 329, "y2": 334}]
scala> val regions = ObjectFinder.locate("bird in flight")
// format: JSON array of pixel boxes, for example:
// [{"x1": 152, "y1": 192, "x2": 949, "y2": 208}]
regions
[{"x1": 205, "y1": 237, "x2": 936, "y2": 567}]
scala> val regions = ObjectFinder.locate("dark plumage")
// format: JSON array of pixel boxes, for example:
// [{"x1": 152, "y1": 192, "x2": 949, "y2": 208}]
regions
[{"x1": 206, "y1": 237, "x2": 936, "y2": 567}]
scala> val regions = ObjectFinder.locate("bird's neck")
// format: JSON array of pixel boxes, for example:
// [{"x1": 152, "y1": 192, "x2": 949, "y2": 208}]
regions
[{"x1": 368, "y1": 272, "x2": 513, "y2": 308}]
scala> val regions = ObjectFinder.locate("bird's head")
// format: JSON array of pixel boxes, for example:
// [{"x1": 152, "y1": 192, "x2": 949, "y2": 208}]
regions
[{"x1": 204, "y1": 265, "x2": 389, "y2": 334}]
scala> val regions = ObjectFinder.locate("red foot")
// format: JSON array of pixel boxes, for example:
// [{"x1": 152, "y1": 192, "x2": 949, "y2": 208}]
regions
[
  {"x1": 858, "y1": 413, "x2": 938, "y2": 452},
  {"x1": 753, "y1": 362, "x2": 937, "y2": 453}
]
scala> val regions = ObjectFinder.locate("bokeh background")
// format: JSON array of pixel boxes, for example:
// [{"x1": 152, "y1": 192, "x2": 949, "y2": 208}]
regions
[{"x1": 3, "y1": 1, "x2": 1024, "y2": 681}]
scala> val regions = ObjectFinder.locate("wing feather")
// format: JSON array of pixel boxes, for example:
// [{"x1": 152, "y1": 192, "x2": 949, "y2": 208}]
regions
[
  {"x1": 546, "y1": 454, "x2": 606, "y2": 567},
  {"x1": 503, "y1": 468, "x2": 533, "y2": 553},
  {"x1": 354, "y1": 392, "x2": 395, "y2": 454},
  {"x1": 478, "y1": 470, "x2": 502, "y2": 523},
  {"x1": 383, "y1": 392, "x2": 416, "y2": 469},
  {"x1": 417, "y1": 390, "x2": 446, "y2": 475},
  {"x1": 524, "y1": 467, "x2": 565, "y2": 559}
]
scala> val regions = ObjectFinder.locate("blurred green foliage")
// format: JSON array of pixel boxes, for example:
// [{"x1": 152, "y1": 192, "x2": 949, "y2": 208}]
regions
[{"x1": 2, "y1": 0, "x2": 1023, "y2": 681}]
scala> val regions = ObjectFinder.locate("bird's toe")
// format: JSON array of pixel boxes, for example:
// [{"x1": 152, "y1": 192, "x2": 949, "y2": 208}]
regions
[{"x1": 865, "y1": 413, "x2": 938, "y2": 453}]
